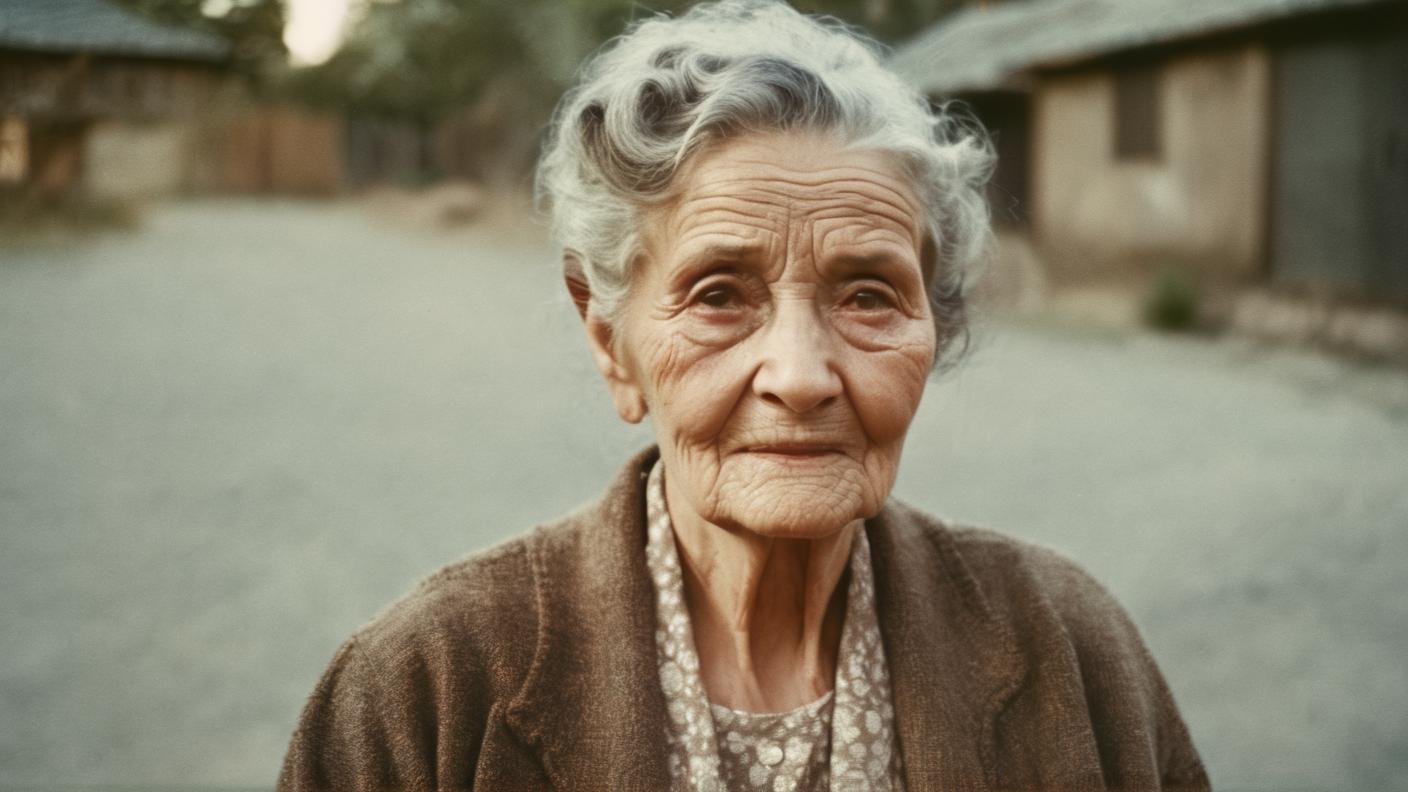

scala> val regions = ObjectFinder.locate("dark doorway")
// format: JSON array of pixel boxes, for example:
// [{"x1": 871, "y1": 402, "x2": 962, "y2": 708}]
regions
[{"x1": 1270, "y1": 21, "x2": 1408, "y2": 303}]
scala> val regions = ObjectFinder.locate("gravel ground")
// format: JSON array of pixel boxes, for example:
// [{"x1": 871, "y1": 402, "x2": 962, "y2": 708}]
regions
[{"x1": 2, "y1": 199, "x2": 1405, "y2": 790}]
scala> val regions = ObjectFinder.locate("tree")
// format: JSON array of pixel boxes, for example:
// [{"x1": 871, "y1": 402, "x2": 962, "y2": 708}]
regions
[
  {"x1": 279, "y1": 0, "x2": 975, "y2": 182},
  {"x1": 292, "y1": 0, "x2": 967, "y2": 114},
  {"x1": 115, "y1": 0, "x2": 287, "y2": 81}
]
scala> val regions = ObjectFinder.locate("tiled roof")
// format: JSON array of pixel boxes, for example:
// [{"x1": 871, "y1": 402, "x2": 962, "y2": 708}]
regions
[
  {"x1": 889, "y1": 0, "x2": 1387, "y2": 94},
  {"x1": 0, "y1": 0, "x2": 228, "y2": 61}
]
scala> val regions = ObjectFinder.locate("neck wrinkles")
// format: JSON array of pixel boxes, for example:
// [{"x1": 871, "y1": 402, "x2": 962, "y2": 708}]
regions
[{"x1": 662, "y1": 463, "x2": 858, "y2": 712}]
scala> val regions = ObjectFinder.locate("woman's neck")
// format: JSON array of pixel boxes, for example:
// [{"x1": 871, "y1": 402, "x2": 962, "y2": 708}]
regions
[{"x1": 665, "y1": 475, "x2": 858, "y2": 713}]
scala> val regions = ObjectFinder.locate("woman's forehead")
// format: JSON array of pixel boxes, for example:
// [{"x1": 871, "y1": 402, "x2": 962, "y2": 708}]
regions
[
  {"x1": 676, "y1": 134, "x2": 920, "y2": 208},
  {"x1": 655, "y1": 133, "x2": 925, "y2": 249}
]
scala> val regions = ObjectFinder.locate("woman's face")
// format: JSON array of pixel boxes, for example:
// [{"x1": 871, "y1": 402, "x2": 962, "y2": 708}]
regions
[{"x1": 591, "y1": 131, "x2": 936, "y2": 539}]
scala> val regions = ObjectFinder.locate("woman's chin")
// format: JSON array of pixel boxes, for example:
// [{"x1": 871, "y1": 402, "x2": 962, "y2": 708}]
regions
[
  {"x1": 712, "y1": 487, "x2": 870, "y2": 540},
  {"x1": 739, "y1": 519, "x2": 855, "y2": 541},
  {"x1": 704, "y1": 453, "x2": 881, "y2": 539}
]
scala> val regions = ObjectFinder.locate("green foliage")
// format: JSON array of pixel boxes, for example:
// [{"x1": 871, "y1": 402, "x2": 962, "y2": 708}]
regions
[
  {"x1": 1142, "y1": 267, "x2": 1200, "y2": 332},
  {"x1": 0, "y1": 190, "x2": 141, "y2": 240},
  {"x1": 268, "y1": 0, "x2": 975, "y2": 182},
  {"x1": 294, "y1": 0, "x2": 544, "y2": 117},
  {"x1": 114, "y1": 0, "x2": 287, "y2": 82},
  {"x1": 795, "y1": 0, "x2": 959, "y2": 43},
  {"x1": 285, "y1": 0, "x2": 968, "y2": 119}
]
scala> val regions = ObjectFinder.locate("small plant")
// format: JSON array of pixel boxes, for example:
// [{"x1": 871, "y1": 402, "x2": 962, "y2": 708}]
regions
[
  {"x1": 0, "y1": 192, "x2": 140, "y2": 240},
  {"x1": 1142, "y1": 266, "x2": 1199, "y2": 332}
]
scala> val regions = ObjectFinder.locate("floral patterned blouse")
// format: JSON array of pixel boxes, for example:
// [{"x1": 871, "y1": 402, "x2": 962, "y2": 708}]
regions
[{"x1": 644, "y1": 461, "x2": 905, "y2": 791}]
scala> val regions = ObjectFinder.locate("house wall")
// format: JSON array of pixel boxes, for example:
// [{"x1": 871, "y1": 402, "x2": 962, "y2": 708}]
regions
[
  {"x1": 265, "y1": 107, "x2": 343, "y2": 196},
  {"x1": 218, "y1": 105, "x2": 345, "y2": 196},
  {"x1": 0, "y1": 52, "x2": 221, "y2": 121},
  {"x1": 85, "y1": 119, "x2": 191, "y2": 199},
  {"x1": 26, "y1": 119, "x2": 87, "y2": 195},
  {"x1": 1032, "y1": 44, "x2": 1271, "y2": 281},
  {"x1": 2, "y1": 50, "x2": 230, "y2": 200}
]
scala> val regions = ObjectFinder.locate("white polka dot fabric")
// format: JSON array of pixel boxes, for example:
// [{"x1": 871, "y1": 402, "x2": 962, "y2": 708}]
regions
[{"x1": 645, "y1": 461, "x2": 905, "y2": 791}]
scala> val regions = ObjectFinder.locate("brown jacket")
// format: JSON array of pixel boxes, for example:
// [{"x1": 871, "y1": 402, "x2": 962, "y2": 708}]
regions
[{"x1": 278, "y1": 446, "x2": 1209, "y2": 791}]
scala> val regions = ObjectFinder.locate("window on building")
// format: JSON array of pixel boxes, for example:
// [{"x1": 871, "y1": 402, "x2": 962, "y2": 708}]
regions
[{"x1": 1113, "y1": 64, "x2": 1163, "y2": 161}]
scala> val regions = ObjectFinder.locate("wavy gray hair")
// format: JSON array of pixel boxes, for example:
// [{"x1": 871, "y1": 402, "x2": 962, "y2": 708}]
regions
[{"x1": 535, "y1": 0, "x2": 993, "y2": 364}]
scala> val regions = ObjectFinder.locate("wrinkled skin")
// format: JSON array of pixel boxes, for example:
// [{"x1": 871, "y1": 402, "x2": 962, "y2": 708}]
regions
[
  {"x1": 577, "y1": 130, "x2": 936, "y2": 711},
  {"x1": 591, "y1": 131, "x2": 936, "y2": 537}
]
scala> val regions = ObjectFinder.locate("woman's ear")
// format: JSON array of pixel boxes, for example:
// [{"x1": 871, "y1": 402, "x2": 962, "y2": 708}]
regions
[
  {"x1": 563, "y1": 252, "x2": 592, "y2": 321},
  {"x1": 565, "y1": 253, "x2": 647, "y2": 424}
]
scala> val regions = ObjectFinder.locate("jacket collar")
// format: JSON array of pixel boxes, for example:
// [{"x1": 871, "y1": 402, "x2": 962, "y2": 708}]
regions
[
  {"x1": 504, "y1": 446, "x2": 674, "y2": 788},
  {"x1": 866, "y1": 499, "x2": 1028, "y2": 790},
  {"x1": 505, "y1": 447, "x2": 1027, "y2": 790}
]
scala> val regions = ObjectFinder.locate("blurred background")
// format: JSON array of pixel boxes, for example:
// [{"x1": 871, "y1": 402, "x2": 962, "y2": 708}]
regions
[{"x1": 1, "y1": 0, "x2": 1406, "y2": 789}]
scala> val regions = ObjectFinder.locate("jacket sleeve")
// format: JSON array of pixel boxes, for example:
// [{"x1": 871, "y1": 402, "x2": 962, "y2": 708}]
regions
[
  {"x1": 276, "y1": 635, "x2": 437, "y2": 792},
  {"x1": 1119, "y1": 626, "x2": 1209, "y2": 791},
  {"x1": 1147, "y1": 653, "x2": 1210, "y2": 791},
  {"x1": 1054, "y1": 560, "x2": 1211, "y2": 791}
]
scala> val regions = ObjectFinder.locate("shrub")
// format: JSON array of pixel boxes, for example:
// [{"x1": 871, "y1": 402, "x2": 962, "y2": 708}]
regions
[{"x1": 1142, "y1": 266, "x2": 1199, "y2": 332}]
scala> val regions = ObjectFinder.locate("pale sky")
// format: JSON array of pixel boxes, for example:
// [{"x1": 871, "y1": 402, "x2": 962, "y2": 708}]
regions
[{"x1": 282, "y1": 0, "x2": 356, "y2": 66}]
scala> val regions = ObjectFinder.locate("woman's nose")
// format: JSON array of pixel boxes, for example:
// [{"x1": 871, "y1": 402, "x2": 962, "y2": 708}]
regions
[{"x1": 751, "y1": 301, "x2": 843, "y2": 414}]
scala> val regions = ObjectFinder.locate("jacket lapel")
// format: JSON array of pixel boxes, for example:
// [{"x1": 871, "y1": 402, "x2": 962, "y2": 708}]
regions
[
  {"x1": 867, "y1": 501, "x2": 1029, "y2": 791},
  {"x1": 504, "y1": 446, "x2": 673, "y2": 789}
]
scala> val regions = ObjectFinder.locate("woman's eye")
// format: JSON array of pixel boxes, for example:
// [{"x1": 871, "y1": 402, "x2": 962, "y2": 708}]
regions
[
  {"x1": 846, "y1": 288, "x2": 894, "y2": 311},
  {"x1": 696, "y1": 285, "x2": 742, "y2": 309}
]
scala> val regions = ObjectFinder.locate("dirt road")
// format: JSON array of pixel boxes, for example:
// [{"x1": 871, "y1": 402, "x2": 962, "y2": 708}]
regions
[{"x1": 2, "y1": 200, "x2": 1405, "y2": 789}]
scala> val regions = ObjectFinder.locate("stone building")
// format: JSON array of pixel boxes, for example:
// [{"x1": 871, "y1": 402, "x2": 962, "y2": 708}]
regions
[
  {"x1": 0, "y1": 0, "x2": 229, "y2": 201},
  {"x1": 891, "y1": 0, "x2": 1408, "y2": 307}
]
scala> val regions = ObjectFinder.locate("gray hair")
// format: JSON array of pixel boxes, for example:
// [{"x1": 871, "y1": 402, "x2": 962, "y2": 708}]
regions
[{"x1": 535, "y1": 0, "x2": 993, "y2": 364}]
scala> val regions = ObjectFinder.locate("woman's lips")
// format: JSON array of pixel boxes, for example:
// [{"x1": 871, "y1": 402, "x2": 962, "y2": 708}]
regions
[{"x1": 741, "y1": 444, "x2": 841, "y2": 459}]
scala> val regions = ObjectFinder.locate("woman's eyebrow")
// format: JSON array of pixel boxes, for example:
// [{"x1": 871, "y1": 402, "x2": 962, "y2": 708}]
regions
[
  {"x1": 672, "y1": 241, "x2": 767, "y2": 274},
  {"x1": 824, "y1": 251, "x2": 921, "y2": 283}
]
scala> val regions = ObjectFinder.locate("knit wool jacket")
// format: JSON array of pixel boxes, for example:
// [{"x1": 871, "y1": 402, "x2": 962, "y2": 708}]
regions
[{"x1": 278, "y1": 447, "x2": 1210, "y2": 791}]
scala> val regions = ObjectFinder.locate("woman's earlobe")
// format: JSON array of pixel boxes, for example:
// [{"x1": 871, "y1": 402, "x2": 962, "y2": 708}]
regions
[
  {"x1": 617, "y1": 392, "x2": 648, "y2": 424},
  {"x1": 581, "y1": 305, "x2": 647, "y2": 424}
]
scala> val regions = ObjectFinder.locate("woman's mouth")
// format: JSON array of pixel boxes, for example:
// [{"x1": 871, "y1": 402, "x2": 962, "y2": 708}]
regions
[{"x1": 741, "y1": 443, "x2": 840, "y2": 460}]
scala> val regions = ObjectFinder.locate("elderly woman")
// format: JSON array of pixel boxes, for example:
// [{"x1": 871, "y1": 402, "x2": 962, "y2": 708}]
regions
[{"x1": 279, "y1": 2, "x2": 1208, "y2": 790}]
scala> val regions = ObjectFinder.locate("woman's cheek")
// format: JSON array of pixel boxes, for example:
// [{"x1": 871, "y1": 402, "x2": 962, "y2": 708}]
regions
[
  {"x1": 672, "y1": 308, "x2": 762, "y2": 350},
  {"x1": 846, "y1": 330, "x2": 934, "y2": 443},
  {"x1": 641, "y1": 325, "x2": 749, "y2": 445},
  {"x1": 831, "y1": 301, "x2": 935, "y2": 354}
]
